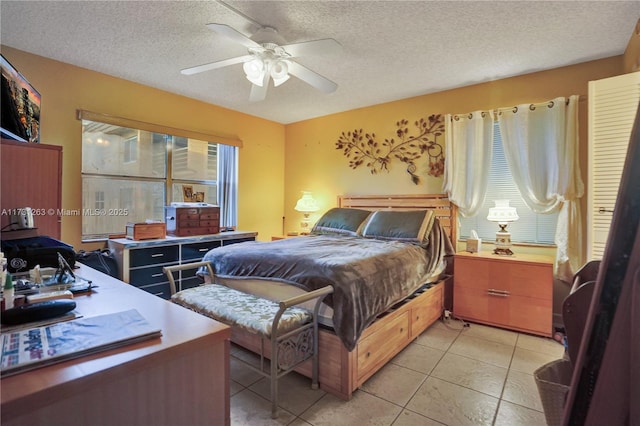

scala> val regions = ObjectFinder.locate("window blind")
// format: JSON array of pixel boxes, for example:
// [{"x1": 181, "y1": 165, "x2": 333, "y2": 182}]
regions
[{"x1": 459, "y1": 123, "x2": 558, "y2": 245}]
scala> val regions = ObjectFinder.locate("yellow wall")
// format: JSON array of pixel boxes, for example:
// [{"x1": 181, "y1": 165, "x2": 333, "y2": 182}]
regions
[
  {"x1": 285, "y1": 56, "x2": 623, "y2": 236},
  {"x1": 1, "y1": 46, "x2": 286, "y2": 249},
  {"x1": 623, "y1": 18, "x2": 640, "y2": 72}
]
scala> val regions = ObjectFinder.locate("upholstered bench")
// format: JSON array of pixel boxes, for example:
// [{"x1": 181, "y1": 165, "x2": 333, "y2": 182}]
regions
[{"x1": 163, "y1": 261, "x2": 332, "y2": 419}]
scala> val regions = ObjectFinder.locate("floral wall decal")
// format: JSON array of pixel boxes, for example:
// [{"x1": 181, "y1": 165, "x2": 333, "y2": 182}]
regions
[{"x1": 335, "y1": 114, "x2": 445, "y2": 185}]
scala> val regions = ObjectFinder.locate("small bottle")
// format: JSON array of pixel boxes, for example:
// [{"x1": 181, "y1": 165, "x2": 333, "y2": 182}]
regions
[{"x1": 4, "y1": 273, "x2": 14, "y2": 310}]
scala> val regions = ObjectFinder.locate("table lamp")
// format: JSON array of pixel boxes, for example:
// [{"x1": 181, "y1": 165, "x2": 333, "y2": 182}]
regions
[
  {"x1": 487, "y1": 199, "x2": 519, "y2": 255},
  {"x1": 294, "y1": 191, "x2": 319, "y2": 234}
]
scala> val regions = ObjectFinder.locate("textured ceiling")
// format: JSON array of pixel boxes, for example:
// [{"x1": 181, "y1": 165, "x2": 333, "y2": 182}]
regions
[{"x1": 1, "y1": 1, "x2": 639, "y2": 124}]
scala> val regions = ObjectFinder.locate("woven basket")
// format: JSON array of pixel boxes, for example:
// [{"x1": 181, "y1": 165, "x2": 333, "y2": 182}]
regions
[{"x1": 534, "y1": 359, "x2": 573, "y2": 426}]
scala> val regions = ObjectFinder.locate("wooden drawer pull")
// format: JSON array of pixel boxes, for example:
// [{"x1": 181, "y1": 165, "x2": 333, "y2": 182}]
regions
[{"x1": 487, "y1": 289, "x2": 510, "y2": 297}]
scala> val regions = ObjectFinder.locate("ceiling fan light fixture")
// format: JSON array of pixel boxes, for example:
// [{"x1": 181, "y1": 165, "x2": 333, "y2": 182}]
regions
[
  {"x1": 243, "y1": 58, "x2": 265, "y2": 86},
  {"x1": 271, "y1": 60, "x2": 290, "y2": 87}
]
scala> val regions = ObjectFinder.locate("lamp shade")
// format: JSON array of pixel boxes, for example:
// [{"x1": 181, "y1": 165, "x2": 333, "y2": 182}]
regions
[
  {"x1": 487, "y1": 199, "x2": 519, "y2": 223},
  {"x1": 243, "y1": 58, "x2": 265, "y2": 86},
  {"x1": 294, "y1": 191, "x2": 319, "y2": 212}
]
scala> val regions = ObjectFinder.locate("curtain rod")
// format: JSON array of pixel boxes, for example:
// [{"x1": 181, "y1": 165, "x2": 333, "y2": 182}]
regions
[{"x1": 451, "y1": 94, "x2": 587, "y2": 121}]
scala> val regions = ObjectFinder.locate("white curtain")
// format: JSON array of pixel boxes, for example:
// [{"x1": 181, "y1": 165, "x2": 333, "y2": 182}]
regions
[
  {"x1": 497, "y1": 96, "x2": 584, "y2": 281},
  {"x1": 217, "y1": 144, "x2": 238, "y2": 228},
  {"x1": 443, "y1": 111, "x2": 494, "y2": 217}
]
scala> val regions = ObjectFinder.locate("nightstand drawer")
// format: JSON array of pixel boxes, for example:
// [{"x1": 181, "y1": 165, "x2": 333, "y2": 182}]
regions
[
  {"x1": 454, "y1": 255, "x2": 552, "y2": 300},
  {"x1": 454, "y1": 286, "x2": 552, "y2": 336}
]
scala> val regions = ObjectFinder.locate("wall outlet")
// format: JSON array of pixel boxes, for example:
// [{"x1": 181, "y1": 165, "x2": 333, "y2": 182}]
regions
[{"x1": 444, "y1": 310, "x2": 451, "y2": 319}]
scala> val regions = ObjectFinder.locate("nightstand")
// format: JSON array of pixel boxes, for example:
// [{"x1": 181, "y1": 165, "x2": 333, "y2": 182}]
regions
[{"x1": 453, "y1": 251, "x2": 554, "y2": 337}]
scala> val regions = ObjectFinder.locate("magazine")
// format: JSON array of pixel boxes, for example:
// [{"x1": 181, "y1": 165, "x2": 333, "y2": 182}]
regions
[{"x1": 1, "y1": 309, "x2": 162, "y2": 377}]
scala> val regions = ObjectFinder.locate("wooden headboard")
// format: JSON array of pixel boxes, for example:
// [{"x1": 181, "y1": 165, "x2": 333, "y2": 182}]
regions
[{"x1": 337, "y1": 194, "x2": 458, "y2": 243}]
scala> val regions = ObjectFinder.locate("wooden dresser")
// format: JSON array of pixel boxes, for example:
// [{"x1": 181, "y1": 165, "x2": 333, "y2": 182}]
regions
[
  {"x1": 453, "y1": 251, "x2": 554, "y2": 337},
  {"x1": 165, "y1": 205, "x2": 220, "y2": 237},
  {"x1": 0, "y1": 264, "x2": 231, "y2": 426},
  {"x1": 108, "y1": 231, "x2": 257, "y2": 299}
]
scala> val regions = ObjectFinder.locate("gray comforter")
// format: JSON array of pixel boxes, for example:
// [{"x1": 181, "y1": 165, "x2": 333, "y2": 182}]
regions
[{"x1": 200, "y1": 221, "x2": 453, "y2": 351}]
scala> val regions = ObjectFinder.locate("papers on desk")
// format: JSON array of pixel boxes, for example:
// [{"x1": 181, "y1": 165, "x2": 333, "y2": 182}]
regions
[{"x1": 0, "y1": 309, "x2": 162, "y2": 377}]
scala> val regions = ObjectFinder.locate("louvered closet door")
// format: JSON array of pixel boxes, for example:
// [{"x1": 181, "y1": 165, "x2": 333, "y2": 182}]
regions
[{"x1": 588, "y1": 72, "x2": 640, "y2": 260}]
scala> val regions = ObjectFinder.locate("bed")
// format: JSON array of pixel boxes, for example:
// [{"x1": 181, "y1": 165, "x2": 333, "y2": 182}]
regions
[{"x1": 199, "y1": 194, "x2": 457, "y2": 400}]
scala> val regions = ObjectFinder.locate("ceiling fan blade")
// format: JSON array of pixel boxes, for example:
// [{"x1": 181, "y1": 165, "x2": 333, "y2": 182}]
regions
[
  {"x1": 249, "y1": 70, "x2": 270, "y2": 102},
  {"x1": 181, "y1": 54, "x2": 253, "y2": 75},
  {"x1": 249, "y1": 83, "x2": 268, "y2": 102},
  {"x1": 206, "y1": 23, "x2": 261, "y2": 49},
  {"x1": 281, "y1": 38, "x2": 342, "y2": 58},
  {"x1": 287, "y1": 61, "x2": 338, "y2": 93}
]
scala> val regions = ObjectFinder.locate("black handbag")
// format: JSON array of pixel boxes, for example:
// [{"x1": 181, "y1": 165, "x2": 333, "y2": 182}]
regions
[
  {"x1": 1, "y1": 236, "x2": 76, "y2": 273},
  {"x1": 75, "y1": 249, "x2": 119, "y2": 278}
]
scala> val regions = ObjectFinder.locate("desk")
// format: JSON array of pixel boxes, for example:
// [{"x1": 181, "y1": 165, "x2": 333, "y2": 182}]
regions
[{"x1": 1, "y1": 264, "x2": 231, "y2": 426}]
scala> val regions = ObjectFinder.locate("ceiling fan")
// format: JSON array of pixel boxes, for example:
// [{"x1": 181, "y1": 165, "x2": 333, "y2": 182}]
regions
[{"x1": 181, "y1": 24, "x2": 342, "y2": 102}]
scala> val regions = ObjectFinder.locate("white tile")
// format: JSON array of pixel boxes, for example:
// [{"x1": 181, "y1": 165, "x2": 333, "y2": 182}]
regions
[
  {"x1": 510, "y1": 347, "x2": 561, "y2": 375},
  {"x1": 430, "y1": 352, "x2": 508, "y2": 398},
  {"x1": 516, "y1": 333, "x2": 565, "y2": 357},
  {"x1": 230, "y1": 388, "x2": 296, "y2": 425},
  {"x1": 301, "y1": 390, "x2": 403, "y2": 426},
  {"x1": 447, "y1": 334, "x2": 514, "y2": 368},
  {"x1": 460, "y1": 322, "x2": 518, "y2": 346},
  {"x1": 360, "y1": 363, "x2": 427, "y2": 406},
  {"x1": 415, "y1": 323, "x2": 460, "y2": 351},
  {"x1": 230, "y1": 379, "x2": 244, "y2": 396},
  {"x1": 502, "y1": 370, "x2": 543, "y2": 411},
  {"x1": 249, "y1": 372, "x2": 326, "y2": 416},
  {"x1": 494, "y1": 400, "x2": 546, "y2": 426},
  {"x1": 392, "y1": 409, "x2": 446, "y2": 426},
  {"x1": 230, "y1": 357, "x2": 264, "y2": 387},
  {"x1": 406, "y1": 377, "x2": 499, "y2": 426},
  {"x1": 391, "y1": 341, "x2": 445, "y2": 374}
]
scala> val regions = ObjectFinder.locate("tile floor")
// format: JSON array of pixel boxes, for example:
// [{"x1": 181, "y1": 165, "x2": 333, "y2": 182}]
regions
[{"x1": 229, "y1": 319, "x2": 565, "y2": 425}]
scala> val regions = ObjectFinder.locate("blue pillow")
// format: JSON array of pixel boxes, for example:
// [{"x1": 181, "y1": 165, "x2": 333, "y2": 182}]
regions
[
  {"x1": 311, "y1": 208, "x2": 372, "y2": 236},
  {"x1": 358, "y1": 210, "x2": 435, "y2": 245}
]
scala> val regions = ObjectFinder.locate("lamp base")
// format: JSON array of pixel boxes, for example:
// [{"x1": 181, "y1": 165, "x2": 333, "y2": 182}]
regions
[
  {"x1": 494, "y1": 229, "x2": 514, "y2": 255},
  {"x1": 493, "y1": 247, "x2": 514, "y2": 256}
]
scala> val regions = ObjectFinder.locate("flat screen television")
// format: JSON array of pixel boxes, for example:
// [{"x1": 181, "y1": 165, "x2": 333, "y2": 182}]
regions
[{"x1": 1, "y1": 54, "x2": 41, "y2": 143}]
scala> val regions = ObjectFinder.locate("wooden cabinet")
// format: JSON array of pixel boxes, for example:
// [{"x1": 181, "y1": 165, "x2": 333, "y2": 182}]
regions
[
  {"x1": 165, "y1": 206, "x2": 220, "y2": 236},
  {"x1": 0, "y1": 139, "x2": 62, "y2": 239},
  {"x1": 453, "y1": 251, "x2": 553, "y2": 337},
  {"x1": 108, "y1": 231, "x2": 257, "y2": 299}
]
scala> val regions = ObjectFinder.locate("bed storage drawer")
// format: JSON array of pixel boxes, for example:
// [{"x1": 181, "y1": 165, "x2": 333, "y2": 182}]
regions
[
  {"x1": 411, "y1": 284, "x2": 443, "y2": 337},
  {"x1": 357, "y1": 311, "x2": 410, "y2": 381}
]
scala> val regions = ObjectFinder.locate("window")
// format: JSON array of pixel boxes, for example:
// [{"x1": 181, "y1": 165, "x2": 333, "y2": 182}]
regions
[
  {"x1": 81, "y1": 120, "x2": 221, "y2": 240},
  {"x1": 459, "y1": 123, "x2": 558, "y2": 245},
  {"x1": 123, "y1": 136, "x2": 138, "y2": 163}
]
